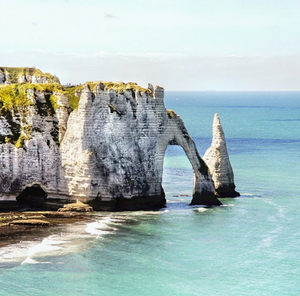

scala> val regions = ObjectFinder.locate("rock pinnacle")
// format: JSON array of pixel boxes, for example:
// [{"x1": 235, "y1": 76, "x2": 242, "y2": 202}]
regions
[{"x1": 203, "y1": 113, "x2": 240, "y2": 197}]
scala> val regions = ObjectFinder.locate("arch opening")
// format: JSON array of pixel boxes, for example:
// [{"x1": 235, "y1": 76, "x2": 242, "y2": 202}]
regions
[{"x1": 162, "y1": 144, "x2": 193, "y2": 205}]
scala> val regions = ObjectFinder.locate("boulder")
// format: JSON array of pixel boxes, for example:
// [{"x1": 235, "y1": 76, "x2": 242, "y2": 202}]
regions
[{"x1": 58, "y1": 201, "x2": 93, "y2": 212}]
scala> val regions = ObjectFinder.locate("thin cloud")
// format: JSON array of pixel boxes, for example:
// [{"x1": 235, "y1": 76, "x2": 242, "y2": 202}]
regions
[
  {"x1": 105, "y1": 14, "x2": 117, "y2": 19},
  {"x1": 2, "y1": 51, "x2": 300, "y2": 91},
  {"x1": 31, "y1": 22, "x2": 38, "y2": 27},
  {"x1": 92, "y1": 52, "x2": 187, "y2": 58}
]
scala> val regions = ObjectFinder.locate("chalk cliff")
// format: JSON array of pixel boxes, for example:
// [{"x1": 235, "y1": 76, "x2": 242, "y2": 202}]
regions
[
  {"x1": 0, "y1": 83, "x2": 69, "y2": 204},
  {"x1": 60, "y1": 82, "x2": 220, "y2": 209},
  {"x1": 204, "y1": 113, "x2": 240, "y2": 197},
  {"x1": 0, "y1": 76, "x2": 222, "y2": 210},
  {"x1": 0, "y1": 67, "x2": 60, "y2": 85}
]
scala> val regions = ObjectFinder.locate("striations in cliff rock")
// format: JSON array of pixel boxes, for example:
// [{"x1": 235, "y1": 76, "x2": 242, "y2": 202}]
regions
[
  {"x1": 60, "y1": 81, "x2": 221, "y2": 209},
  {"x1": 0, "y1": 73, "x2": 222, "y2": 210},
  {"x1": 204, "y1": 113, "x2": 240, "y2": 197}
]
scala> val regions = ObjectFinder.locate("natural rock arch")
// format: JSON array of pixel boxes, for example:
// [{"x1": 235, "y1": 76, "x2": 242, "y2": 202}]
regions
[
  {"x1": 60, "y1": 83, "x2": 221, "y2": 209},
  {"x1": 155, "y1": 111, "x2": 222, "y2": 206}
]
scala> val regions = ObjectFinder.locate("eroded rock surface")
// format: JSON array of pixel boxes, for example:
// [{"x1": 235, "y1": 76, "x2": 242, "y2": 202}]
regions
[
  {"x1": 60, "y1": 83, "x2": 221, "y2": 209},
  {"x1": 0, "y1": 79, "x2": 222, "y2": 210},
  {"x1": 204, "y1": 113, "x2": 240, "y2": 197},
  {"x1": 0, "y1": 87, "x2": 69, "y2": 200}
]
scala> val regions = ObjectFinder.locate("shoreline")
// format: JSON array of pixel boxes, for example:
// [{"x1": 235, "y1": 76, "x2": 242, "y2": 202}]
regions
[{"x1": 0, "y1": 210, "x2": 94, "y2": 248}]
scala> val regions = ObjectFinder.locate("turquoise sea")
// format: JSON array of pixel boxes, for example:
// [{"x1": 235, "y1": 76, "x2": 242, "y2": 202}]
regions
[{"x1": 1, "y1": 91, "x2": 300, "y2": 296}]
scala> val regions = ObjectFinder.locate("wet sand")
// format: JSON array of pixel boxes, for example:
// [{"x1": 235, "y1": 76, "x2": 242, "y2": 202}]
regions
[{"x1": 0, "y1": 211, "x2": 93, "y2": 248}]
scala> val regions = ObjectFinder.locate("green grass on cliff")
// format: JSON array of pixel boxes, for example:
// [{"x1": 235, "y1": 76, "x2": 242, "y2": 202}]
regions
[
  {"x1": 14, "y1": 133, "x2": 31, "y2": 148},
  {"x1": 63, "y1": 86, "x2": 80, "y2": 110},
  {"x1": 0, "y1": 83, "x2": 65, "y2": 110},
  {"x1": 0, "y1": 83, "x2": 66, "y2": 148},
  {"x1": 0, "y1": 83, "x2": 82, "y2": 112},
  {"x1": 167, "y1": 109, "x2": 177, "y2": 118},
  {"x1": 0, "y1": 84, "x2": 31, "y2": 109},
  {"x1": 102, "y1": 81, "x2": 152, "y2": 94},
  {"x1": 0, "y1": 80, "x2": 153, "y2": 114},
  {"x1": 62, "y1": 81, "x2": 153, "y2": 111},
  {"x1": 86, "y1": 82, "x2": 97, "y2": 92},
  {"x1": 76, "y1": 81, "x2": 152, "y2": 94}
]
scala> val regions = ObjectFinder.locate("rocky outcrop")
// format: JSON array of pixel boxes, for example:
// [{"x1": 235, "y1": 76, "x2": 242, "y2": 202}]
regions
[
  {"x1": 0, "y1": 79, "x2": 222, "y2": 210},
  {"x1": 0, "y1": 67, "x2": 60, "y2": 85},
  {"x1": 58, "y1": 201, "x2": 93, "y2": 212},
  {"x1": 204, "y1": 113, "x2": 240, "y2": 197},
  {"x1": 8, "y1": 219, "x2": 50, "y2": 226}
]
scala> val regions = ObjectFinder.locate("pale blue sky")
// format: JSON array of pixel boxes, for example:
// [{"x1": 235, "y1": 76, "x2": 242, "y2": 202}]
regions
[{"x1": 1, "y1": 0, "x2": 300, "y2": 90}]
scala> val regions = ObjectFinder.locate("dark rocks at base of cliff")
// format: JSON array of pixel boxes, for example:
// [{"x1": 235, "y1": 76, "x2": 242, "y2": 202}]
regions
[
  {"x1": 15, "y1": 185, "x2": 75, "y2": 211},
  {"x1": 12, "y1": 191, "x2": 166, "y2": 212},
  {"x1": 15, "y1": 197, "x2": 73, "y2": 211},
  {"x1": 6, "y1": 193, "x2": 166, "y2": 212},
  {"x1": 215, "y1": 185, "x2": 240, "y2": 198},
  {"x1": 190, "y1": 192, "x2": 222, "y2": 206},
  {"x1": 114, "y1": 194, "x2": 166, "y2": 211},
  {"x1": 88, "y1": 192, "x2": 166, "y2": 211},
  {"x1": 0, "y1": 201, "x2": 19, "y2": 211}
]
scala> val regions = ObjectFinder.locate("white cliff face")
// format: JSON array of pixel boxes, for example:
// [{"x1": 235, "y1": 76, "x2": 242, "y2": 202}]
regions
[
  {"x1": 0, "y1": 81, "x2": 221, "y2": 209},
  {"x1": 54, "y1": 93, "x2": 70, "y2": 142},
  {"x1": 0, "y1": 89, "x2": 69, "y2": 200},
  {"x1": 204, "y1": 113, "x2": 239, "y2": 197},
  {"x1": 18, "y1": 74, "x2": 60, "y2": 84},
  {"x1": 0, "y1": 72, "x2": 5, "y2": 84}
]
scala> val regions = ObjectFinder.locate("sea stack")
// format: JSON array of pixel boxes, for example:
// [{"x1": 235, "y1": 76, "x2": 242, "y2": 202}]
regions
[{"x1": 203, "y1": 113, "x2": 240, "y2": 197}]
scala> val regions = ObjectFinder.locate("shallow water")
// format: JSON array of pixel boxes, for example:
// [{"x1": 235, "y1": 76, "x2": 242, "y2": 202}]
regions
[{"x1": 1, "y1": 91, "x2": 300, "y2": 296}]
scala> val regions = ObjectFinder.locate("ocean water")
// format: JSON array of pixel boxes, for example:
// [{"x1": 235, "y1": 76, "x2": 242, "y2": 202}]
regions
[{"x1": 1, "y1": 91, "x2": 300, "y2": 296}]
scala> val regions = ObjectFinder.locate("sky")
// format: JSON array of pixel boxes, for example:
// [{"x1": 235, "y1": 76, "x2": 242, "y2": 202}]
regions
[{"x1": 1, "y1": 0, "x2": 300, "y2": 90}]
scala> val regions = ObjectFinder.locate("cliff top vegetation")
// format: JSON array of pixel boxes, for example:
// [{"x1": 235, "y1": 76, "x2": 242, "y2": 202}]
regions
[
  {"x1": 0, "y1": 72, "x2": 156, "y2": 149},
  {"x1": 73, "y1": 81, "x2": 152, "y2": 94},
  {"x1": 0, "y1": 80, "x2": 153, "y2": 113},
  {"x1": 101, "y1": 81, "x2": 152, "y2": 94},
  {"x1": 0, "y1": 83, "x2": 66, "y2": 110}
]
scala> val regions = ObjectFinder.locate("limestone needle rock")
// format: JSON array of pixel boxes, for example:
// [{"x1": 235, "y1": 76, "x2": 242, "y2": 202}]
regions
[{"x1": 204, "y1": 113, "x2": 240, "y2": 197}]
